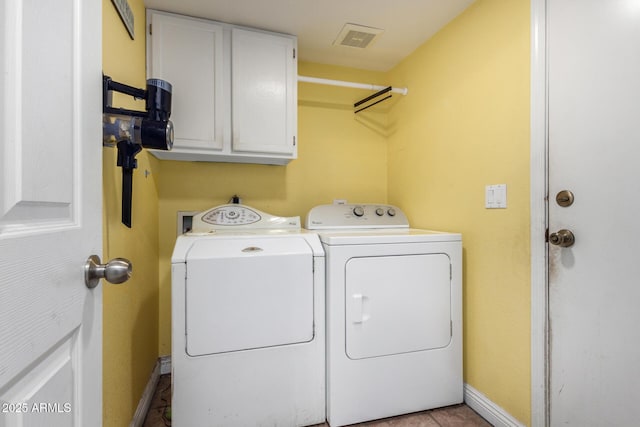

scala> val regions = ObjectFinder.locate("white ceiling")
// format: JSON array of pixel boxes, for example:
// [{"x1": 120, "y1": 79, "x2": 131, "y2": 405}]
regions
[{"x1": 143, "y1": 0, "x2": 476, "y2": 71}]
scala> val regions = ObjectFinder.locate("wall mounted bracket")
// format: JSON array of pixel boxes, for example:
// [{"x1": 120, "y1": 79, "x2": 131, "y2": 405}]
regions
[{"x1": 103, "y1": 75, "x2": 174, "y2": 227}]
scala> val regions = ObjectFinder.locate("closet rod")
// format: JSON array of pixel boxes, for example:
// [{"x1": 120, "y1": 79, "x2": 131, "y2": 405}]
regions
[{"x1": 298, "y1": 75, "x2": 408, "y2": 95}]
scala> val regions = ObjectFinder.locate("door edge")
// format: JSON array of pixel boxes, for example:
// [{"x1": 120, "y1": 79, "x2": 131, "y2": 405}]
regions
[{"x1": 530, "y1": 0, "x2": 549, "y2": 426}]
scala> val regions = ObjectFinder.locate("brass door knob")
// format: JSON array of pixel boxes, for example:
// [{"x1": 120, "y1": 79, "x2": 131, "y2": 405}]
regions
[{"x1": 549, "y1": 229, "x2": 575, "y2": 248}]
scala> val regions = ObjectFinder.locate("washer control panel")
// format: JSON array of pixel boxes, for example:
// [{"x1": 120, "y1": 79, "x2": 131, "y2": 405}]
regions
[
  {"x1": 305, "y1": 204, "x2": 409, "y2": 229},
  {"x1": 191, "y1": 204, "x2": 300, "y2": 233},
  {"x1": 201, "y1": 205, "x2": 262, "y2": 225}
]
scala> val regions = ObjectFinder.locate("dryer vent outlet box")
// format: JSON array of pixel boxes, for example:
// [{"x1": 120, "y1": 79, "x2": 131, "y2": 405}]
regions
[{"x1": 177, "y1": 211, "x2": 199, "y2": 235}]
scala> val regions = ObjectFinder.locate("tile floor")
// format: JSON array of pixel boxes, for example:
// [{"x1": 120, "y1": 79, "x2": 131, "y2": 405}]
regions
[{"x1": 143, "y1": 374, "x2": 492, "y2": 427}]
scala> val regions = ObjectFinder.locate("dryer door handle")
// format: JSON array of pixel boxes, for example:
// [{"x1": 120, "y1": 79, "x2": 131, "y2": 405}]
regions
[{"x1": 350, "y1": 293, "x2": 370, "y2": 324}]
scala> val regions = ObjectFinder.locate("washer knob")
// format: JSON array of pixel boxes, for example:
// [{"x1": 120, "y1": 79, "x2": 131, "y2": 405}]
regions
[
  {"x1": 353, "y1": 206, "x2": 365, "y2": 217},
  {"x1": 387, "y1": 208, "x2": 396, "y2": 217},
  {"x1": 375, "y1": 208, "x2": 385, "y2": 216}
]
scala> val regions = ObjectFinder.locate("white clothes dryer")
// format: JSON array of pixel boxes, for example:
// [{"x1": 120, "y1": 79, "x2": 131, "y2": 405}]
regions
[
  {"x1": 172, "y1": 204, "x2": 325, "y2": 427},
  {"x1": 306, "y1": 204, "x2": 463, "y2": 427}
]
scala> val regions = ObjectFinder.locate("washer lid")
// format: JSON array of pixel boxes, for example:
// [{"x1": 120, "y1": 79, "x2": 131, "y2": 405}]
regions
[
  {"x1": 172, "y1": 232, "x2": 324, "y2": 262},
  {"x1": 186, "y1": 235, "x2": 313, "y2": 260}
]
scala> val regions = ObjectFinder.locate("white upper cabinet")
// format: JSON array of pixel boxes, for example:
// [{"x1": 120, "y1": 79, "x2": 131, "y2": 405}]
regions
[
  {"x1": 231, "y1": 28, "x2": 296, "y2": 156},
  {"x1": 147, "y1": 11, "x2": 224, "y2": 152},
  {"x1": 147, "y1": 10, "x2": 298, "y2": 165}
]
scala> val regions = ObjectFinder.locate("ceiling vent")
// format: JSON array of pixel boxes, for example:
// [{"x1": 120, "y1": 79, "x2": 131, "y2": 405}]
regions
[{"x1": 333, "y1": 23, "x2": 384, "y2": 49}]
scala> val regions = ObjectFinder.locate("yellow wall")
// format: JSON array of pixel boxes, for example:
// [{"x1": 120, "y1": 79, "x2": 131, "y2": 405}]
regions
[
  {"x1": 103, "y1": 0, "x2": 160, "y2": 425},
  {"x1": 387, "y1": 0, "x2": 531, "y2": 423},
  {"x1": 102, "y1": 0, "x2": 532, "y2": 424},
  {"x1": 157, "y1": 62, "x2": 389, "y2": 354}
]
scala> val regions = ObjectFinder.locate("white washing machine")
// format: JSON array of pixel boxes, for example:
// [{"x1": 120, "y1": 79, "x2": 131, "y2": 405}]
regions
[
  {"x1": 172, "y1": 204, "x2": 325, "y2": 427},
  {"x1": 306, "y1": 203, "x2": 463, "y2": 427}
]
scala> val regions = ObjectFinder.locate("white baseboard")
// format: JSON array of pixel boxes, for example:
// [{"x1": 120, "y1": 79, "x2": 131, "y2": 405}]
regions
[
  {"x1": 129, "y1": 360, "x2": 161, "y2": 427},
  {"x1": 159, "y1": 355, "x2": 171, "y2": 375},
  {"x1": 464, "y1": 383, "x2": 525, "y2": 427}
]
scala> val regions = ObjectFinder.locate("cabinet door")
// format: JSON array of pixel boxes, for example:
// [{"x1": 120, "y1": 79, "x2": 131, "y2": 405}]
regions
[
  {"x1": 231, "y1": 28, "x2": 297, "y2": 156},
  {"x1": 148, "y1": 11, "x2": 224, "y2": 151}
]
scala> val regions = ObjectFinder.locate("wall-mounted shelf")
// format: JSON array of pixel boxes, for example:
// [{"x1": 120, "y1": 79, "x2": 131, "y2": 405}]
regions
[{"x1": 297, "y1": 75, "x2": 407, "y2": 114}]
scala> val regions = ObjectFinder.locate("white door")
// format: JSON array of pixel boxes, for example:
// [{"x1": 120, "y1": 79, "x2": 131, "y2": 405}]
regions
[
  {"x1": 548, "y1": 1, "x2": 640, "y2": 425},
  {"x1": 0, "y1": 1, "x2": 102, "y2": 426}
]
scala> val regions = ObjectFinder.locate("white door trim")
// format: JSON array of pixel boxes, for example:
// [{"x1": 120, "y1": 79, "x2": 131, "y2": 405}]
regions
[{"x1": 530, "y1": 0, "x2": 548, "y2": 426}]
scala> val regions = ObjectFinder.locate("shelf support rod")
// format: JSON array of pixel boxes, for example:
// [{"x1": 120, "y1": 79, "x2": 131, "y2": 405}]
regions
[{"x1": 298, "y1": 75, "x2": 408, "y2": 95}]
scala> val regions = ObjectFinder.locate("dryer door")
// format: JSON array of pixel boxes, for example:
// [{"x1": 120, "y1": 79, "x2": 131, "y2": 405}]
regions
[
  {"x1": 185, "y1": 237, "x2": 314, "y2": 356},
  {"x1": 345, "y1": 253, "x2": 451, "y2": 359}
]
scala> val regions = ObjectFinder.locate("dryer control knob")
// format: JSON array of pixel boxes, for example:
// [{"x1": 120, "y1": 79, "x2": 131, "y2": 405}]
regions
[
  {"x1": 375, "y1": 208, "x2": 385, "y2": 216},
  {"x1": 387, "y1": 208, "x2": 396, "y2": 217},
  {"x1": 353, "y1": 206, "x2": 365, "y2": 217}
]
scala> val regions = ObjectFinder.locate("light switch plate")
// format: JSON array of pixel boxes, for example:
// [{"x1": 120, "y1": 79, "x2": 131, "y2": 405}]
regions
[{"x1": 486, "y1": 184, "x2": 507, "y2": 209}]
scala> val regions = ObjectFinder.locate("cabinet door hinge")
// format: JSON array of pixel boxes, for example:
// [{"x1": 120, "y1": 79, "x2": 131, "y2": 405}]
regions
[
  {"x1": 293, "y1": 48, "x2": 296, "y2": 59},
  {"x1": 293, "y1": 136, "x2": 296, "y2": 146},
  {"x1": 149, "y1": 24, "x2": 152, "y2": 35}
]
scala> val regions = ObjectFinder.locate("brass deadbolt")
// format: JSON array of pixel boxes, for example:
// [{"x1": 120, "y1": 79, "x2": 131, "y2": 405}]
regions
[{"x1": 556, "y1": 190, "x2": 575, "y2": 207}]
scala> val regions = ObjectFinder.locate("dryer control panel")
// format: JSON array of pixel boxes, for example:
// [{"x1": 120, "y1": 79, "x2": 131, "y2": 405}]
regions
[
  {"x1": 191, "y1": 204, "x2": 300, "y2": 233},
  {"x1": 305, "y1": 204, "x2": 409, "y2": 229}
]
